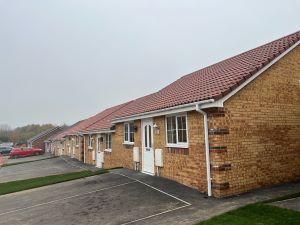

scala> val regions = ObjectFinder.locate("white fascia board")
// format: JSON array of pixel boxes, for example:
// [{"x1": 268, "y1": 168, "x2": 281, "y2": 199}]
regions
[
  {"x1": 199, "y1": 40, "x2": 300, "y2": 109},
  {"x1": 112, "y1": 99, "x2": 214, "y2": 123},
  {"x1": 80, "y1": 129, "x2": 116, "y2": 135}
]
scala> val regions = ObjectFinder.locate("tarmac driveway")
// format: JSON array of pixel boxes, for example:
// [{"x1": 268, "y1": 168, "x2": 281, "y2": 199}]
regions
[
  {"x1": 0, "y1": 167, "x2": 299, "y2": 225},
  {"x1": 0, "y1": 157, "x2": 82, "y2": 182}
]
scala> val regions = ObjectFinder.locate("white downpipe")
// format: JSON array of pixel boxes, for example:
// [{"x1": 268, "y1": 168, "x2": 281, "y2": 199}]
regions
[
  {"x1": 83, "y1": 136, "x2": 86, "y2": 163},
  {"x1": 196, "y1": 104, "x2": 212, "y2": 197}
]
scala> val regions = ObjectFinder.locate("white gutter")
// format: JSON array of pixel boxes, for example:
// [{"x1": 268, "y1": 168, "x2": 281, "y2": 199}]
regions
[
  {"x1": 80, "y1": 129, "x2": 115, "y2": 135},
  {"x1": 112, "y1": 99, "x2": 215, "y2": 123},
  {"x1": 83, "y1": 135, "x2": 86, "y2": 163},
  {"x1": 196, "y1": 104, "x2": 212, "y2": 197}
]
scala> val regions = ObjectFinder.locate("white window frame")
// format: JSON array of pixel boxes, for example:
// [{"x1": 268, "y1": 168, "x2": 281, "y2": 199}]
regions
[
  {"x1": 105, "y1": 133, "x2": 112, "y2": 151},
  {"x1": 75, "y1": 136, "x2": 79, "y2": 147},
  {"x1": 165, "y1": 113, "x2": 189, "y2": 148},
  {"x1": 88, "y1": 135, "x2": 93, "y2": 149},
  {"x1": 123, "y1": 122, "x2": 135, "y2": 145}
]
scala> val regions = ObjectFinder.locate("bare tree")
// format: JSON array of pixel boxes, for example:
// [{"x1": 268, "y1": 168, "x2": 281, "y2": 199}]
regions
[{"x1": 0, "y1": 124, "x2": 12, "y2": 143}]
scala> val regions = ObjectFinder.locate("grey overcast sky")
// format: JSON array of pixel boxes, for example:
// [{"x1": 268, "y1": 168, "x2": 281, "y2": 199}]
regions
[{"x1": 0, "y1": 0, "x2": 299, "y2": 128}]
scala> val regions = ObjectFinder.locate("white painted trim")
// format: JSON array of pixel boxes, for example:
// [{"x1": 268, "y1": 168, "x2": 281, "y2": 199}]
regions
[
  {"x1": 112, "y1": 99, "x2": 214, "y2": 123},
  {"x1": 200, "y1": 40, "x2": 300, "y2": 109},
  {"x1": 123, "y1": 142, "x2": 134, "y2": 145},
  {"x1": 165, "y1": 113, "x2": 189, "y2": 147},
  {"x1": 165, "y1": 144, "x2": 188, "y2": 149},
  {"x1": 141, "y1": 118, "x2": 155, "y2": 175},
  {"x1": 80, "y1": 129, "x2": 116, "y2": 135},
  {"x1": 196, "y1": 105, "x2": 212, "y2": 197},
  {"x1": 104, "y1": 149, "x2": 112, "y2": 152},
  {"x1": 123, "y1": 122, "x2": 135, "y2": 143}
]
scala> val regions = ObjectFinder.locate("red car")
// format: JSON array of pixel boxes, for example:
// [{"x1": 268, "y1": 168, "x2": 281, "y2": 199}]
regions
[{"x1": 9, "y1": 147, "x2": 44, "y2": 158}]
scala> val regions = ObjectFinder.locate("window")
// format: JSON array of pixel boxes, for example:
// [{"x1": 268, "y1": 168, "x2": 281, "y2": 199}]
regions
[
  {"x1": 124, "y1": 122, "x2": 135, "y2": 143},
  {"x1": 88, "y1": 135, "x2": 93, "y2": 147},
  {"x1": 97, "y1": 137, "x2": 101, "y2": 151},
  {"x1": 75, "y1": 136, "x2": 79, "y2": 145},
  {"x1": 166, "y1": 115, "x2": 188, "y2": 146},
  {"x1": 105, "y1": 133, "x2": 112, "y2": 150}
]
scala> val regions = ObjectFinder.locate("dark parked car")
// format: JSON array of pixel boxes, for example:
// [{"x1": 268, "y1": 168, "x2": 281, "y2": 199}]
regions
[
  {"x1": 9, "y1": 147, "x2": 44, "y2": 158},
  {"x1": 0, "y1": 146, "x2": 13, "y2": 156}
]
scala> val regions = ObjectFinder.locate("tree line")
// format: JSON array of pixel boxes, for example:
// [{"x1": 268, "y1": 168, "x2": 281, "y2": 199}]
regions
[{"x1": 0, "y1": 124, "x2": 55, "y2": 146}]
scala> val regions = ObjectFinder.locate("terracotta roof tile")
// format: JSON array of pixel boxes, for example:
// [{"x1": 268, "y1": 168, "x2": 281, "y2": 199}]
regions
[
  {"x1": 80, "y1": 102, "x2": 132, "y2": 133},
  {"x1": 113, "y1": 31, "x2": 300, "y2": 119}
]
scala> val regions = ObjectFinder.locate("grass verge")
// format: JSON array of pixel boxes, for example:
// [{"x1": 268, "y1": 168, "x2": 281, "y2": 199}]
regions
[
  {"x1": 196, "y1": 192, "x2": 300, "y2": 225},
  {"x1": 0, "y1": 169, "x2": 107, "y2": 196},
  {"x1": 2, "y1": 156, "x2": 58, "y2": 167}
]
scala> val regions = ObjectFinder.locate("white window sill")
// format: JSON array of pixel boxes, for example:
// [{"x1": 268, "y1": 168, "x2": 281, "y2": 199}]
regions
[
  {"x1": 166, "y1": 144, "x2": 189, "y2": 149},
  {"x1": 75, "y1": 145, "x2": 79, "y2": 148},
  {"x1": 88, "y1": 146, "x2": 93, "y2": 150},
  {"x1": 123, "y1": 142, "x2": 134, "y2": 146},
  {"x1": 104, "y1": 149, "x2": 112, "y2": 153}
]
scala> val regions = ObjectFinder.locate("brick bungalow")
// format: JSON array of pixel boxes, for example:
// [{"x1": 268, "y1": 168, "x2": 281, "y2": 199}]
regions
[
  {"x1": 79, "y1": 102, "x2": 131, "y2": 167},
  {"x1": 74, "y1": 31, "x2": 299, "y2": 198},
  {"x1": 27, "y1": 126, "x2": 63, "y2": 151},
  {"x1": 46, "y1": 121, "x2": 84, "y2": 156}
]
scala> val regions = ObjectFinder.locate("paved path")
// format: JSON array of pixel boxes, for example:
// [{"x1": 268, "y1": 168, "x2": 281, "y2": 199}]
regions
[{"x1": 271, "y1": 197, "x2": 300, "y2": 212}]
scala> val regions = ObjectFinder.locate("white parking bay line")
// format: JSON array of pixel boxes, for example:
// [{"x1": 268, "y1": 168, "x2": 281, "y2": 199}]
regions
[
  {"x1": 0, "y1": 181, "x2": 136, "y2": 216},
  {"x1": 110, "y1": 171, "x2": 192, "y2": 225}
]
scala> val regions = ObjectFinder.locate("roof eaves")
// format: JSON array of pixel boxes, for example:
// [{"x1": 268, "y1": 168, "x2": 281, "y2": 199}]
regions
[
  {"x1": 200, "y1": 39, "x2": 300, "y2": 109},
  {"x1": 112, "y1": 99, "x2": 214, "y2": 123}
]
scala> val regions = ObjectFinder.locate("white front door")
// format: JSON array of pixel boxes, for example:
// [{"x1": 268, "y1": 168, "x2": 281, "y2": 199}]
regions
[
  {"x1": 71, "y1": 140, "x2": 75, "y2": 158},
  {"x1": 96, "y1": 135, "x2": 103, "y2": 168},
  {"x1": 142, "y1": 119, "x2": 155, "y2": 175}
]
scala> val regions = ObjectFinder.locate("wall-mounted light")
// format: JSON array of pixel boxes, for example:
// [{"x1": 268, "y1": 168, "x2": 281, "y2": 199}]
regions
[
  {"x1": 134, "y1": 125, "x2": 138, "y2": 132},
  {"x1": 153, "y1": 123, "x2": 160, "y2": 135}
]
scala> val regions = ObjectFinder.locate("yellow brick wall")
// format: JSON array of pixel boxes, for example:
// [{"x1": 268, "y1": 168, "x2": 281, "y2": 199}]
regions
[
  {"x1": 153, "y1": 112, "x2": 208, "y2": 192},
  {"x1": 83, "y1": 134, "x2": 97, "y2": 165},
  {"x1": 210, "y1": 46, "x2": 300, "y2": 197},
  {"x1": 109, "y1": 112, "x2": 208, "y2": 193},
  {"x1": 104, "y1": 120, "x2": 142, "y2": 169}
]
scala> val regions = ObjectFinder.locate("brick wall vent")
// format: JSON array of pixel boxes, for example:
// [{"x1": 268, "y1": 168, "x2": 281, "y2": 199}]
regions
[
  {"x1": 207, "y1": 107, "x2": 226, "y2": 118},
  {"x1": 209, "y1": 128, "x2": 229, "y2": 135},
  {"x1": 209, "y1": 146, "x2": 227, "y2": 153},
  {"x1": 165, "y1": 147, "x2": 189, "y2": 155},
  {"x1": 212, "y1": 182, "x2": 230, "y2": 190},
  {"x1": 211, "y1": 164, "x2": 231, "y2": 171}
]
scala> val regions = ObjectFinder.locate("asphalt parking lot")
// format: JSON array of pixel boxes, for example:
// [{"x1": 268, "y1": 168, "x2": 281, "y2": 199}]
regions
[
  {"x1": 4, "y1": 153, "x2": 54, "y2": 165},
  {"x1": 0, "y1": 160, "x2": 299, "y2": 225},
  {"x1": 0, "y1": 157, "x2": 82, "y2": 182}
]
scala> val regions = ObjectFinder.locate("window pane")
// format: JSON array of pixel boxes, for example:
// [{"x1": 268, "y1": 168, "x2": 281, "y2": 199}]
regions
[
  {"x1": 124, "y1": 123, "x2": 129, "y2": 142},
  {"x1": 105, "y1": 134, "x2": 108, "y2": 149},
  {"x1": 167, "y1": 117, "x2": 172, "y2": 130},
  {"x1": 167, "y1": 129, "x2": 176, "y2": 144},
  {"x1": 130, "y1": 131, "x2": 134, "y2": 142},
  {"x1": 107, "y1": 134, "x2": 112, "y2": 149},
  {"x1": 149, "y1": 125, "x2": 152, "y2": 148},
  {"x1": 144, "y1": 126, "x2": 147, "y2": 147},
  {"x1": 177, "y1": 117, "x2": 183, "y2": 129},
  {"x1": 177, "y1": 116, "x2": 187, "y2": 143},
  {"x1": 167, "y1": 116, "x2": 177, "y2": 144}
]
